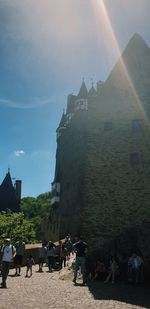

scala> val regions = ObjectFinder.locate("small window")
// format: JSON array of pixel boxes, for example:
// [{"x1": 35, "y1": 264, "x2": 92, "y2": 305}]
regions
[
  {"x1": 130, "y1": 152, "x2": 140, "y2": 166},
  {"x1": 132, "y1": 119, "x2": 143, "y2": 133},
  {"x1": 104, "y1": 121, "x2": 112, "y2": 131}
]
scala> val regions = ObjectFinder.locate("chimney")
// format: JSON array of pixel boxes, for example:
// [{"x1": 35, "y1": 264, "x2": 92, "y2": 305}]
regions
[{"x1": 15, "y1": 180, "x2": 22, "y2": 202}]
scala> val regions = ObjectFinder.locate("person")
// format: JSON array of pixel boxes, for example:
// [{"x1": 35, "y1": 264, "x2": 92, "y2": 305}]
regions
[
  {"x1": 128, "y1": 253, "x2": 144, "y2": 284},
  {"x1": 104, "y1": 256, "x2": 119, "y2": 283},
  {"x1": 55, "y1": 240, "x2": 62, "y2": 266},
  {"x1": 47, "y1": 241, "x2": 56, "y2": 272},
  {"x1": 38, "y1": 243, "x2": 47, "y2": 272},
  {"x1": 14, "y1": 238, "x2": 25, "y2": 276},
  {"x1": 72, "y1": 236, "x2": 87, "y2": 285},
  {"x1": 59, "y1": 243, "x2": 67, "y2": 269},
  {"x1": 64, "y1": 236, "x2": 73, "y2": 258},
  {"x1": 25, "y1": 255, "x2": 35, "y2": 277},
  {"x1": 92, "y1": 259, "x2": 106, "y2": 281},
  {"x1": 0, "y1": 238, "x2": 16, "y2": 288}
]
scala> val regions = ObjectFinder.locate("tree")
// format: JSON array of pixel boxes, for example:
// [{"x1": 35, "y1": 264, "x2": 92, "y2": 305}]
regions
[
  {"x1": 20, "y1": 192, "x2": 51, "y2": 239},
  {"x1": 0, "y1": 211, "x2": 35, "y2": 244}
]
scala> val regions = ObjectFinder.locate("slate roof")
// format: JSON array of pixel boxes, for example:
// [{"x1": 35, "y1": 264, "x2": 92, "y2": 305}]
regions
[{"x1": 0, "y1": 171, "x2": 20, "y2": 212}]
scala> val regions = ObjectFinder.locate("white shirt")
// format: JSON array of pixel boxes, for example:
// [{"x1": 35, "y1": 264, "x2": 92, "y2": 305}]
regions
[{"x1": 1, "y1": 244, "x2": 16, "y2": 262}]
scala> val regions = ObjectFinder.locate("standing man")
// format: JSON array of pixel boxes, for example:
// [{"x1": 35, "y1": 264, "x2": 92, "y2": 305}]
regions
[
  {"x1": 47, "y1": 241, "x2": 56, "y2": 272},
  {"x1": 38, "y1": 243, "x2": 47, "y2": 272},
  {"x1": 0, "y1": 238, "x2": 16, "y2": 288},
  {"x1": 14, "y1": 238, "x2": 25, "y2": 276},
  {"x1": 73, "y1": 236, "x2": 87, "y2": 285},
  {"x1": 64, "y1": 236, "x2": 73, "y2": 258}
]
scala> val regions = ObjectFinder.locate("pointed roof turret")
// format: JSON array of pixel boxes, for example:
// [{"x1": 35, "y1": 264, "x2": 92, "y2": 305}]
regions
[
  {"x1": 103, "y1": 33, "x2": 150, "y2": 96},
  {"x1": 77, "y1": 79, "x2": 88, "y2": 99},
  {"x1": 0, "y1": 170, "x2": 13, "y2": 189},
  {"x1": 121, "y1": 33, "x2": 150, "y2": 65},
  {"x1": 0, "y1": 170, "x2": 20, "y2": 212},
  {"x1": 96, "y1": 34, "x2": 150, "y2": 116},
  {"x1": 88, "y1": 85, "x2": 97, "y2": 97},
  {"x1": 127, "y1": 33, "x2": 149, "y2": 49}
]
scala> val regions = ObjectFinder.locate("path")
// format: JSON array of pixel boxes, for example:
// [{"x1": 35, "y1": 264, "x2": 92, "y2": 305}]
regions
[{"x1": 0, "y1": 263, "x2": 149, "y2": 309}]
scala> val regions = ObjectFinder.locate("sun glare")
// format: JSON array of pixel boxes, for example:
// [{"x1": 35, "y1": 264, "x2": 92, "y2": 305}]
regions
[{"x1": 92, "y1": 0, "x2": 148, "y2": 123}]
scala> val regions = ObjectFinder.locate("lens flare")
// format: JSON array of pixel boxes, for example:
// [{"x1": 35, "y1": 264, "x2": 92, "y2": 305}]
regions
[{"x1": 92, "y1": 0, "x2": 148, "y2": 122}]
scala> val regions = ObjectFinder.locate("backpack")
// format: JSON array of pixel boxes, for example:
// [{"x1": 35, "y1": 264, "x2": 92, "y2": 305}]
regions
[{"x1": 2, "y1": 245, "x2": 15, "y2": 256}]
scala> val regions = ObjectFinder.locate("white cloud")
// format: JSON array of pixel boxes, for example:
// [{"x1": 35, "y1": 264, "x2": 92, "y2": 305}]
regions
[
  {"x1": 0, "y1": 93, "x2": 65, "y2": 109},
  {"x1": 0, "y1": 97, "x2": 54, "y2": 109},
  {"x1": 14, "y1": 150, "x2": 25, "y2": 157},
  {"x1": 0, "y1": 97, "x2": 56, "y2": 109}
]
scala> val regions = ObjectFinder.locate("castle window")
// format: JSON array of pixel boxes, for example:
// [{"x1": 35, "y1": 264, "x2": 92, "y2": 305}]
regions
[
  {"x1": 75, "y1": 99, "x2": 88, "y2": 111},
  {"x1": 104, "y1": 121, "x2": 112, "y2": 131},
  {"x1": 130, "y1": 152, "x2": 140, "y2": 166},
  {"x1": 132, "y1": 119, "x2": 143, "y2": 133},
  {"x1": 51, "y1": 182, "x2": 60, "y2": 194}
]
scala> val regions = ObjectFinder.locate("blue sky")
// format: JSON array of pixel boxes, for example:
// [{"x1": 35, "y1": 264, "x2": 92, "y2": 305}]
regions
[{"x1": 0, "y1": 0, "x2": 150, "y2": 197}]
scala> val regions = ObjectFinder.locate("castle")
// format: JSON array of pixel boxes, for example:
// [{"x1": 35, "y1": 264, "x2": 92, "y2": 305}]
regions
[
  {"x1": 0, "y1": 170, "x2": 21, "y2": 213},
  {"x1": 48, "y1": 34, "x2": 150, "y2": 254}
]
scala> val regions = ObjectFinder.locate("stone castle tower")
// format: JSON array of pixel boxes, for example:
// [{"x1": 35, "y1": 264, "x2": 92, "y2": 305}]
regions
[{"x1": 48, "y1": 34, "x2": 150, "y2": 254}]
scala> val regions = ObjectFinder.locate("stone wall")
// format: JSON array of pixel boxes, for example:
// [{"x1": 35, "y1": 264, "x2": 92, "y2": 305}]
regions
[
  {"x1": 48, "y1": 34, "x2": 150, "y2": 260},
  {"x1": 82, "y1": 82, "x2": 150, "y2": 258}
]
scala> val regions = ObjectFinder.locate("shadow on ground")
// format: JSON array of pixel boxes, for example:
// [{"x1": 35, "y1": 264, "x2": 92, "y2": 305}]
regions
[{"x1": 88, "y1": 281, "x2": 150, "y2": 308}]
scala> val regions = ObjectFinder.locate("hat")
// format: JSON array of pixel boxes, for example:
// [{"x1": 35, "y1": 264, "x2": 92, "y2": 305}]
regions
[{"x1": 5, "y1": 238, "x2": 11, "y2": 242}]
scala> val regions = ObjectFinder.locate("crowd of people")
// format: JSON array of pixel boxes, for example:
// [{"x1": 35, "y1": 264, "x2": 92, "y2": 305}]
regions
[
  {"x1": 0, "y1": 235, "x2": 145, "y2": 289},
  {"x1": 0, "y1": 235, "x2": 75, "y2": 288},
  {"x1": 86, "y1": 253, "x2": 144, "y2": 285},
  {"x1": 37, "y1": 236, "x2": 73, "y2": 273}
]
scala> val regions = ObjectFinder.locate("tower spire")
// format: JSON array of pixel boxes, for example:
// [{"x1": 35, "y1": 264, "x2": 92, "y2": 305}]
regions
[
  {"x1": 89, "y1": 78, "x2": 97, "y2": 97},
  {"x1": 78, "y1": 79, "x2": 88, "y2": 98}
]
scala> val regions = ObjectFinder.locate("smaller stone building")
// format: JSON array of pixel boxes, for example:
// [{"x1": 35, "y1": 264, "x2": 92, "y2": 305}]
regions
[{"x1": 0, "y1": 170, "x2": 21, "y2": 212}]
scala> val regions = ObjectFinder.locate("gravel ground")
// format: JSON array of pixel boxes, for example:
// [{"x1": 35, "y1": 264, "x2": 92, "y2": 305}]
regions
[{"x1": 0, "y1": 261, "x2": 149, "y2": 309}]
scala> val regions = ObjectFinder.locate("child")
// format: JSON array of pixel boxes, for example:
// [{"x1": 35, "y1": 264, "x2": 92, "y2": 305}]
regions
[{"x1": 25, "y1": 255, "x2": 35, "y2": 277}]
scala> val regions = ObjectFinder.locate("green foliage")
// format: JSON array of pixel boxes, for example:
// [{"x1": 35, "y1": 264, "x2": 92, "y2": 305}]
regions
[
  {"x1": 0, "y1": 211, "x2": 35, "y2": 244},
  {"x1": 20, "y1": 192, "x2": 51, "y2": 220},
  {"x1": 20, "y1": 191, "x2": 51, "y2": 239},
  {"x1": 0, "y1": 192, "x2": 51, "y2": 244}
]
